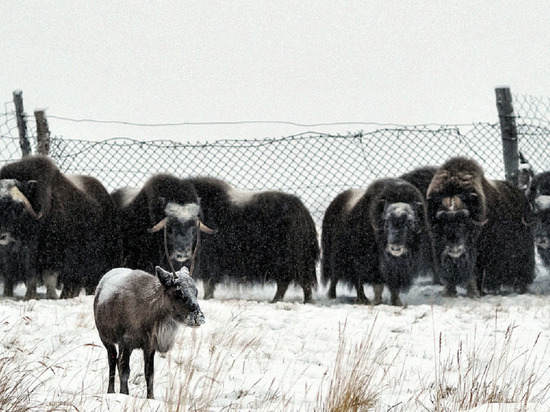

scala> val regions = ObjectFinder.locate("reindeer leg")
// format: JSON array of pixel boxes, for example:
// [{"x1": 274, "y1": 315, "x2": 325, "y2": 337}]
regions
[
  {"x1": 104, "y1": 342, "x2": 117, "y2": 394},
  {"x1": 118, "y1": 345, "x2": 133, "y2": 395},
  {"x1": 144, "y1": 349, "x2": 155, "y2": 399}
]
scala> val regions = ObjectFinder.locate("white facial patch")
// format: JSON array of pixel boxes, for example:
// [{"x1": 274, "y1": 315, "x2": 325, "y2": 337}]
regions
[
  {"x1": 0, "y1": 179, "x2": 17, "y2": 198},
  {"x1": 384, "y1": 202, "x2": 414, "y2": 219},
  {"x1": 535, "y1": 195, "x2": 550, "y2": 211},
  {"x1": 165, "y1": 202, "x2": 200, "y2": 222}
]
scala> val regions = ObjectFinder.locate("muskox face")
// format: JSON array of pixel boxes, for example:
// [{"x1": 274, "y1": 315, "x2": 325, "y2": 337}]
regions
[
  {"x1": 150, "y1": 202, "x2": 214, "y2": 271},
  {"x1": 379, "y1": 202, "x2": 422, "y2": 257},
  {"x1": 429, "y1": 195, "x2": 483, "y2": 262},
  {"x1": 156, "y1": 266, "x2": 205, "y2": 326}
]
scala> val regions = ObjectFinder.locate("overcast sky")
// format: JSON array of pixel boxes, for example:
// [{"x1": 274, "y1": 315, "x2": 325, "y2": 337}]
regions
[{"x1": 2, "y1": 1, "x2": 550, "y2": 141}]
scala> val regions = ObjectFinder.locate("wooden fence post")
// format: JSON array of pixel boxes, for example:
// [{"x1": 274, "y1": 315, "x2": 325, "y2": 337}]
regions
[
  {"x1": 34, "y1": 109, "x2": 50, "y2": 155},
  {"x1": 495, "y1": 87, "x2": 519, "y2": 185},
  {"x1": 13, "y1": 90, "x2": 32, "y2": 158}
]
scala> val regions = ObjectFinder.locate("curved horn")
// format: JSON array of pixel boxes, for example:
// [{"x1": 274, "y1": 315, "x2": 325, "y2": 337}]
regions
[
  {"x1": 199, "y1": 221, "x2": 216, "y2": 234},
  {"x1": 148, "y1": 217, "x2": 168, "y2": 233},
  {"x1": 9, "y1": 186, "x2": 41, "y2": 219}
]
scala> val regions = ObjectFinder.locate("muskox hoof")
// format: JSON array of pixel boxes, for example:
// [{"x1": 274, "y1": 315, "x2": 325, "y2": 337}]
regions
[
  {"x1": 466, "y1": 277, "x2": 480, "y2": 298},
  {"x1": 373, "y1": 284, "x2": 384, "y2": 305},
  {"x1": 355, "y1": 295, "x2": 370, "y2": 305},
  {"x1": 442, "y1": 285, "x2": 457, "y2": 297}
]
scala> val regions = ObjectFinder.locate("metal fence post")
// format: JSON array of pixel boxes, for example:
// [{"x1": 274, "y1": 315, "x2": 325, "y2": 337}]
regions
[
  {"x1": 34, "y1": 109, "x2": 51, "y2": 155},
  {"x1": 495, "y1": 87, "x2": 519, "y2": 185},
  {"x1": 13, "y1": 90, "x2": 31, "y2": 158}
]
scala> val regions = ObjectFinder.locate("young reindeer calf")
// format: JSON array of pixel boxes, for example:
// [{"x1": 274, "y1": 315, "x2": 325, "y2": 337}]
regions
[{"x1": 94, "y1": 266, "x2": 205, "y2": 399}]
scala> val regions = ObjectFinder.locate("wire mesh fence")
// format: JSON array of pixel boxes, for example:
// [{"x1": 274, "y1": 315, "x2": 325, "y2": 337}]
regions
[
  {"x1": 0, "y1": 91, "x2": 548, "y2": 226},
  {"x1": 512, "y1": 93, "x2": 550, "y2": 174}
]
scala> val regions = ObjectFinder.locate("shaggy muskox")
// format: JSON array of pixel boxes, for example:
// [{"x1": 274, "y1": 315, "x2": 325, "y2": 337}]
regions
[
  {"x1": 526, "y1": 171, "x2": 550, "y2": 268},
  {"x1": 0, "y1": 179, "x2": 40, "y2": 296},
  {"x1": 113, "y1": 174, "x2": 214, "y2": 275},
  {"x1": 321, "y1": 178, "x2": 429, "y2": 305},
  {"x1": 0, "y1": 155, "x2": 119, "y2": 298},
  {"x1": 189, "y1": 177, "x2": 319, "y2": 303},
  {"x1": 426, "y1": 156, "x2": 535, "y2": 297}
]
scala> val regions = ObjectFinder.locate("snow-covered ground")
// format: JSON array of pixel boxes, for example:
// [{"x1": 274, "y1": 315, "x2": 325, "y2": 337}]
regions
[{"x1": 2, "y1": 259, "x2": 550, "y2": 411}]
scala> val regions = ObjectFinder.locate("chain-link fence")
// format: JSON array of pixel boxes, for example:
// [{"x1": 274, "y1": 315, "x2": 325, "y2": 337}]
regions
[
  {"x1": 512, "y1": 93, "x2": 550, "y2": 174},
  {"x1": 1, "y1": 92, "x2": 549, "y2": 226}
]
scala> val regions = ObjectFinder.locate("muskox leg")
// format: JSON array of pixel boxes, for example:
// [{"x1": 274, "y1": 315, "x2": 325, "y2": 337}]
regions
[
  {"x1": 389, "y1": 289, "x2": 403, "y2": 306},
  {"x1": 24, "y1": 276, "x2": 38, "y2": 300},
  {"x1": 118, "y1": 345, "x2": 133, "y2": 395},
  {"x1": 143, "y1": 349, "x2": 155, "y2": 399},
  {"x1": 43, "y1": 270, "x2": 59, "y2": 299},
  {"x1": 327, "y1": 278, "x2": 337, "y2": 300},
  {"x1": 442, "y1": 283, "x2": 457, "y2": 297},
  {"x1": 272, "y1": 280, "x2": 290, "y2": 303},
  {"x1": 203, "y1": 280, "x2": 216, "y2": 300},
  {"x1": 466, "y1": 276, "x2": 480, "y2": 298},
  {"x1": 299, "y1": 281, "x2": 314, "y2": 304},
  {"x1": 355, "y1": 279, "x2": 369, "y2": 304},
  {"x1": 60, "y1": 281, "x2": 80, "y2": 299},
  {"x1": 2, "y1": 276, "x2": 14, "y2": 297},
  {"x1": 373, "y1": 283, "x2": 384, "y2": 305},
  {"x1": 104, "y1": 342, "x2": 117, "y2": 394}
]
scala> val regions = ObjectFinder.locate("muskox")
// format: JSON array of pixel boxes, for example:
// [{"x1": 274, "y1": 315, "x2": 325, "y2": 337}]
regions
[
  {"x1": 426, "y1": 156, "x2": 535, "y2": 297},
  {"x1": 94, "y1": 266, "x2": 205, "y2": 399},
  {"x1": 321, "y1": 178, "x2": 429, "y2": 306},
  {"x1": 113, "y1": 174, "x2": 214, "y2": 275},
  {"x1": 189, "y1": 177, "x2": 319, "y2": 303},
  {"x1": 0, "y1": 155, "x2": 120, "y2": 299},
  {"x1": 525, "y1": 171, "x2": 550, "y2": 268},
  {"x1": 0, "y1": 179, "x2": 40, "y2": 296}
]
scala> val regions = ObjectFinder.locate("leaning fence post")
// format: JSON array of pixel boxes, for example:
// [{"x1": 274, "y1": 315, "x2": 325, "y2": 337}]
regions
[
  {"x1": 495, "y1": 87, "x2": 519, "y2": 185},
  {"x1": 13, "y1": 90, "x2": 31, "y2": 158},
  {"x1": 34, "y1": 109, "x2": 50, "y2": 155}
]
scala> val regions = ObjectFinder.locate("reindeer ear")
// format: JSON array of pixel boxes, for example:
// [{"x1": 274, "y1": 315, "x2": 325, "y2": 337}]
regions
[{"x1": 155, "y1": 266, "x2": 175, "y2": 287}]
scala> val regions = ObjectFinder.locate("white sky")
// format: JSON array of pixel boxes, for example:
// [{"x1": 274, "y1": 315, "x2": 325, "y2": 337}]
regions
[{"x1": 2, "y1": 1, "x2": 550, "y2": 141}]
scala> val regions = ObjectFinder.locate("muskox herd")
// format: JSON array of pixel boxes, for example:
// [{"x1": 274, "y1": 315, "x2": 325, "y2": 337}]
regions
[{"x1": 0, "y1": 154, "x2": 547, "y2": 306}]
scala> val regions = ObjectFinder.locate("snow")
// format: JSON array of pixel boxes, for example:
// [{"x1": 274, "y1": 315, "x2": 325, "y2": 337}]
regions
[{"x1": 2, "y1": 261, "x2": 550, "y2": 411}]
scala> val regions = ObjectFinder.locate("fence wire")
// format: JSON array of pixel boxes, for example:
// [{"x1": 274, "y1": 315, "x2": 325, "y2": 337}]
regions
[
  {"x1": 512, "y1": 93, "x2": 550, "y2": 174},
  {"x1": 0, "y1": 93, "x2": 548, "y2": 226}
]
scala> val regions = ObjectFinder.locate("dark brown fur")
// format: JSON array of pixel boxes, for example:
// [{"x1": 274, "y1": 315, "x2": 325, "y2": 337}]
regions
[
  {"x1": 321, "y1": 178, "x2": 429, "y2": 305},
  {"x1": 113, "y1": 174, "x2": 201, "y2": 274},
  {"x1": 0, "y1": 155, "x2": 119, "y2": 298},
  {"x1": 190, "y1": 176, "x2": 319, "y2": 303},
  {"x1": 426, "y1": 157, "x2": 534, "y2": 296}
]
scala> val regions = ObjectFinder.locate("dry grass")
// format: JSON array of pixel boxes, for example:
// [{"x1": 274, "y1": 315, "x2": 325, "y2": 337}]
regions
[
  {"x1": 423, "y1": 310, "x2": 550, "y2": 411},
  {"x1": 316, "y1": 318, "x2": 391, "y2": 412}
]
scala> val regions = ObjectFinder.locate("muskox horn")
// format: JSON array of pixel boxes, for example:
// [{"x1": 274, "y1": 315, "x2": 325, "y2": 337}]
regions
[
  {"x1": 148, "y1": 217, "x2": 168, "y2": 233},
  {"x1": 9, "y1": 186, "x2": 41, "y2": 219},
  {"x1": 199, "y1": 221, "x2": 216, "y2": 234}
]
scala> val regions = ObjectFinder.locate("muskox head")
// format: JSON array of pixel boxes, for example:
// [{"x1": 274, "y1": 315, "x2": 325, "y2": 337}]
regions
[
  {"x1": 149, "y1": 201, "x2": 214, "y2": 271},
  {"x1": 374, "y1": 201, "x2": 424, "y2": 258},
  {"x1": 428, "y1": 193, "x2": 485, "y2": 262},
  {"x1": 526, "y1": 172, "x2": 550, "y2": 261},
  {"x1": 0, "y1": 179, "x2": 41, "y2": 243}
]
